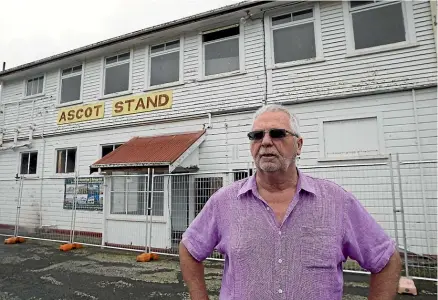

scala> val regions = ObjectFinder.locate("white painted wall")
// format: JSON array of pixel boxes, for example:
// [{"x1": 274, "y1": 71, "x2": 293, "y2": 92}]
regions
[
  {"x1": 0, "y1": 1, "x2": 435, "y2": 143},
  {"x1": 0, "y1": 87, "x2": 435, "y2": 254}
]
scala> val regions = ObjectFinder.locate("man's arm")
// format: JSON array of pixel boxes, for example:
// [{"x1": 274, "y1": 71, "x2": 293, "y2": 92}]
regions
[
  {"x1": 368, "y1": 251, "x2": 402, "y2": 300},
  {"x1": 179, "y1": 242, "x2": 209, "y2": 300},
  {"x1": 342, "y1": 192, "x2": 401, "y2": 300}
]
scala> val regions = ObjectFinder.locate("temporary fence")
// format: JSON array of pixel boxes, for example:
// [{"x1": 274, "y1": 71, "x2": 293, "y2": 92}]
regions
[{"x1": 0, "y1": 155, "x2": 436, "y2": 281}]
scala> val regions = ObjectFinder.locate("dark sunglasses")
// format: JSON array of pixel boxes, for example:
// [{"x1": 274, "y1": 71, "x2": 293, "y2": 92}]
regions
[{"x1": 247, "y1": 128, "x2": 298, "y2": 141}]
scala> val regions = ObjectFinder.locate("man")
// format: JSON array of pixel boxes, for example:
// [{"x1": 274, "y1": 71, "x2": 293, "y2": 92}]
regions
[{"x1": 179, "y1": 104, "x2": 402, "y2": 300}]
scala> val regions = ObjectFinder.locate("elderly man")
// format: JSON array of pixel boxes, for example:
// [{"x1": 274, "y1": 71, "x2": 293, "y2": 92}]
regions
[{"x1": 179, "y1": 104, "x2": 402, "y2": 300}]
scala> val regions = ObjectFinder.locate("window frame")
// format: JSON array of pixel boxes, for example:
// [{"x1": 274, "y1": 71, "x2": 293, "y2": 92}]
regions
[
  {"x1": 100, "y1": 49, "x2": 133, "y2": 99},
  {"x1": 57, "y1": 63, "x2": 85, "y2": 107},
  {"x1": 23, "y1": 74, "x2": 46, "y2": 99},
  {"x1": 343, "y1": 0, "x2": 417, "y2": 57},
  {"x1": 318, "y1": 113, "x2": 387, "y2": 162},
  {"x1": 198, "y1": 23, "x2": 246, "y2": 81},
  {"x1": 264, "y1": 2, "x2": 324, "y2": 70},
  {"x1": 145, "y1": 36, "x2": 184, "y2": 90},
  {"x1": 55, "y1": 147, "x2": 78, "y2": 174},
  {"x1": 18, "y1": 151, "x2": 38, "y2": 176}
]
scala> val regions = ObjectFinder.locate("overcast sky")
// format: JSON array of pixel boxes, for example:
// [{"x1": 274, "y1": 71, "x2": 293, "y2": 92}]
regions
[{"x1": 0, "y1": 0, "x2": 240, "y2": 69}]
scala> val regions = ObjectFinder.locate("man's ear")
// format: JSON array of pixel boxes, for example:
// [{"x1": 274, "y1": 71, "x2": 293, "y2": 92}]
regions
[{"x1": 296, "y1": 137, "x2": 303, "y2": 156}]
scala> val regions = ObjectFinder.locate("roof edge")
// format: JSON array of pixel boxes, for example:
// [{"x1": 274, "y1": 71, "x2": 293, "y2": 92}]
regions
[{"x1": 0, "y1": 1, "x2": 271, "y2": 79}]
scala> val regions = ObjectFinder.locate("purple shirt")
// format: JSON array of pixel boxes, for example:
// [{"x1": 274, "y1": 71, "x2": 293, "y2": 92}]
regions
[{"x1": 181, "y1": 169, "x2": 396, "y2": 300}]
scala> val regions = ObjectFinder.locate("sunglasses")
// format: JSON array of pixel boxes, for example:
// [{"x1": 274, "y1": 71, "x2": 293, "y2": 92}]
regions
[{"x1": 247, "y1": 128, "x2": 298, "y2": 141}]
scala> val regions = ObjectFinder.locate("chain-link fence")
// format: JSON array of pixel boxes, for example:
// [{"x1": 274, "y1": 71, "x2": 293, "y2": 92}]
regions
[{"x1": 0, "y1": 158, "x2": 436, "y2": 281}]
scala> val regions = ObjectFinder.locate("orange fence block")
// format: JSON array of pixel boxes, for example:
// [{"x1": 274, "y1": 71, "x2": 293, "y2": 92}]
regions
[
  {"x1": 4, "y1": 237, "x2": 25, "y2": 244},
  {"x1": 136, "y1": 252, "x2": 159, "y2": 262}
]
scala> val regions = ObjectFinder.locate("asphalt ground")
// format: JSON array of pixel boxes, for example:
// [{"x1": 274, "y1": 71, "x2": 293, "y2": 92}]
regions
[{"x1": 0, "y1": 239, "x2": 436, "y2": 300}]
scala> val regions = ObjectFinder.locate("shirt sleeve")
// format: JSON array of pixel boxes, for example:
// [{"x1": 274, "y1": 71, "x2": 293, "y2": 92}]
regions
[
  {"x1": 180, "y1": 191, "x2": 221, "y2": 262},
  {"x1": 342, "y1": 193, "x2": 396, "y2": 274}
]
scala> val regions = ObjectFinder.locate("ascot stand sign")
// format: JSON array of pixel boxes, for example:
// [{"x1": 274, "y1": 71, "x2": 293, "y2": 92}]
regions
[
  {"x1": 112, "y1": 90, "x2": 173, "y2": 116},
  {"x1": 57, "y1": 102, "x2": 105, "y2": 125},
  {"x1": 57, "y1": 91, "x2": 173, "y2": 125}
]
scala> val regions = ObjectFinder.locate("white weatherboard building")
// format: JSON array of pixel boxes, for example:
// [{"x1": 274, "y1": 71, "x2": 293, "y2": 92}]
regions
[{"x1": 0, "y1": 1, "x2": 436, "y2": 258}]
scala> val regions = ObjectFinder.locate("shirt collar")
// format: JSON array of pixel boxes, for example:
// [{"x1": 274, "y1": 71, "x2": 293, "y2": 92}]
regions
[{"x1": 237, "y1": 167, "x2": 316, "y2": 199}]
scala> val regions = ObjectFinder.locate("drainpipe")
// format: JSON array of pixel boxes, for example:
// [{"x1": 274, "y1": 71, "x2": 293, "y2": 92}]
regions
[
  {"x1": 411, "y1": 89, "x2": 430, "y2": 255},
  {"x1": 39, "y1": 108, "x2": 47, "y2": 227}
]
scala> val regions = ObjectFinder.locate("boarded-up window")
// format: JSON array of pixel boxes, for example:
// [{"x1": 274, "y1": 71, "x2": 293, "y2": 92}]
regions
[{"x1": 322, "y1": 117, "x2": 381, "y2": 158}]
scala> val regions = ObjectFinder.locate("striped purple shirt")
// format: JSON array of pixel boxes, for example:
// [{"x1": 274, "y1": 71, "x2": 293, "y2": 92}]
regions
[{"x1": 181, "y1": 169, "x2": 396, "y2": 300}]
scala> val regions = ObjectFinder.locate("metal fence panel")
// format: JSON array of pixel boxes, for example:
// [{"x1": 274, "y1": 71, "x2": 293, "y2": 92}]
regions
[
  {"x1": 398, "y1": 159, "x2": 437, "y2": 280},
  {"x1": 0, "y1": 179, "x2": 21, "y2": 237}
]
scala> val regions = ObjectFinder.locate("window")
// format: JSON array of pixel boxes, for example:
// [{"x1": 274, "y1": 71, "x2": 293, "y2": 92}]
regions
[
  {"x1": 104, "y1": 52, "x2": 131, "y2": 95},
  {"x1": 202, "y1": 25, "x2": 240, "y2": 76},
  {"x1": 25, "y1": 76, "x2": 44, "y2": 96},
  {"x1": 60, "y1": 65, "x2": 82, "y2": 103},
  {"x1": 149, "y1": 40, "x2": 180, "y2": 86},
  {"x1": 56, "y1": 148, "x2": 77, "y2": 173},
  {"x1": 101, "y1": 144, "x2": 122, "y2": 158},
  {"x1": 345, "y1": 1, "x2": 414, "y2": 52},
  {"x1": 110, "y1": 171, "x2": 164, "y2": 216},
  {"x1": 20, "y1": 152, "x2": 38, "y2": 175},
  {"x1": 271, "y1": 8, "x2": 318, "y2": 64},
  {"x1": 319, "y1": 115, "x2": 385, "y2": 159}
]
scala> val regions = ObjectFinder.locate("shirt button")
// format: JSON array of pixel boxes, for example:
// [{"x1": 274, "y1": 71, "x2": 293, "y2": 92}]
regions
[
  {"x1": 278, "y1": 231, "x2": 282, "y2": 236},
  {"x1": 278, "y1": 289, "x2": 283, "y2": 294},
  {"x1": 278, "y1": 259, "x2": 282, "y2": 263},
  {"x1": 266, "y1": 207, "x2": 270, "y2": 211}
]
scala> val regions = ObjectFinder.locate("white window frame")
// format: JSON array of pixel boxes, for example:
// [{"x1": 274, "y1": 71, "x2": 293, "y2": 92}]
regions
[
  {"x1": 100, "y1": 49, "x2": 133, "y2": 99},
  {"x1": 264, "y1": 2, "x2": 324, "y2": 70},
  {"x1": 145, "y1": 37, "x2": 184, "y2": 91},
  {"x1": 57, "y1": 63, "x2": 85, "y2": 107},
  {"x1": 343, "y1": 0, "x2": 417, "y2": 57},
  {"x1": 318, "y1": 113, "x2": 387, "y2": 162},
  {"x1": 55, "y1": 147, "x2": 78, "y2": 174},
  {"x1": 18, "y1": 151, "x2": 38, "y2": 176},
  {"x1": 23, "y1": 74, "x2": 46, "y2": 99},
  {"x1": 198, "y1": 23, "x2": 245, "y2": 81}
]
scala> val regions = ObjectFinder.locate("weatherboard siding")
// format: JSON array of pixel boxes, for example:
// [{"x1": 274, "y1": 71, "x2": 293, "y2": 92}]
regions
[
  {"x1": 0, "y1": 1, "x2": 435, "y2": 141},
  {"x1": 267, "y1": 1, "x2": 437, "y2": 105},
  {"x1": 0, "y1": 87, "x2": 435, "y2": 253}
]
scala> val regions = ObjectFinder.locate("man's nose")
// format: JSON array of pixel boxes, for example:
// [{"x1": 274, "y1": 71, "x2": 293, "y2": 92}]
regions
[{"x1": 261, "y1": 131, "x2": 273, "y2": 145}]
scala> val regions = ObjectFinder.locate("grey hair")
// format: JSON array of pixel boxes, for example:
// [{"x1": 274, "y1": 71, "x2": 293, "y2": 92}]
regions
[{"x1": 252, "y1": 104, "x2": 301, "y2": 137}]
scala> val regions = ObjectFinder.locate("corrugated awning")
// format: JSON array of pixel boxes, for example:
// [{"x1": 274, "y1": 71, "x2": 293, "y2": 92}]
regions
[{"x1": 90, "y1": 130, "x2": 206, "y2": 172}]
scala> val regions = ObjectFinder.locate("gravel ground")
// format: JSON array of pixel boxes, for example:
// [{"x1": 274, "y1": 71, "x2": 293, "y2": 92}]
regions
[{"x1": 0, "y1": 239, "x2": 436, "y2": 300}]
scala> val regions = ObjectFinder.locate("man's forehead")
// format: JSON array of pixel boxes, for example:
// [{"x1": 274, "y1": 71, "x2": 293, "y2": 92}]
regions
[{"x1": 252, "y1": 111, "x2": 292, "y2": 129}]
